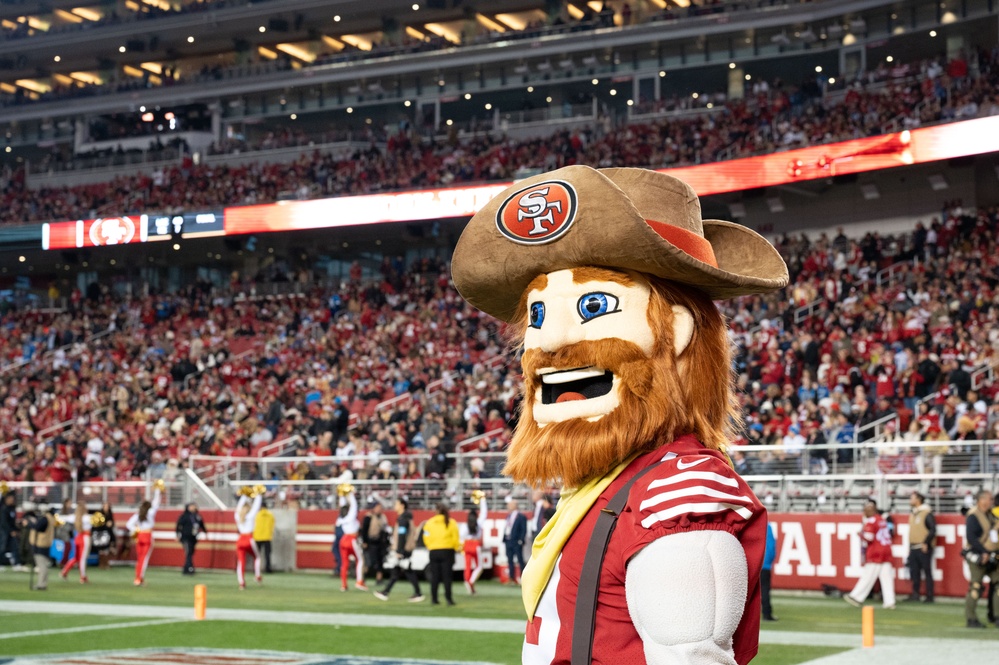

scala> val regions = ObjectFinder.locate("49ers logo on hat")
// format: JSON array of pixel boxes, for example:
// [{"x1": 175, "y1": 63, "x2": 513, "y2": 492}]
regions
[{"x1": 496, "y1": 180, "x2": 577, "y2": 245}]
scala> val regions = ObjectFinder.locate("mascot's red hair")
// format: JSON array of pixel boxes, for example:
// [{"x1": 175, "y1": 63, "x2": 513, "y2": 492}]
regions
[{"x1": 452, "y1": 166, "x2": 788, "y2": 665}]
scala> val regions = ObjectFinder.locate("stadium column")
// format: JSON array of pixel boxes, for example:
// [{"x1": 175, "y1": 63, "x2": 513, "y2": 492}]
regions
[
  {"x1": 728, "y1": 67, "x2": 745, "y2": 101},
  {"x1": 211, "y1": 105, "x2": 223, "y2": 146}
]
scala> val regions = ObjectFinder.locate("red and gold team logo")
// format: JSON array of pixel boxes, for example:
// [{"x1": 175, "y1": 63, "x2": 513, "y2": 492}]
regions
[{"x1": 495, "y1": 180, "x2": 577, "y2": 245}]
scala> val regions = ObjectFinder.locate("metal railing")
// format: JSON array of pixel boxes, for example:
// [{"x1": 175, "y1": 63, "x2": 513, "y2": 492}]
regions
[
  {"x1": 875, "y1": 260, "x2": 912, "y2": 288},
  {"x1": 971, "y1": 362, "x2": 996, "y2": 392},
  {"x1": 456, "y1": 428, "x2": 508, "y2": 454},
  {"x1": 6, "y1": 437, "x2": 998, "y2": 514},
  {"x1": 793, "y1": 298, "x2": 824, "y2": 324},
  {"x1": 852, "y1": 412, "x2": 901, "y2": 444}
]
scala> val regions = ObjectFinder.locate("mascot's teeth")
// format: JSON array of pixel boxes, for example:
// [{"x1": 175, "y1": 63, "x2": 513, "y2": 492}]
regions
[{"x1": 540, "y1": 367, "x2": 605, "y2": 385}]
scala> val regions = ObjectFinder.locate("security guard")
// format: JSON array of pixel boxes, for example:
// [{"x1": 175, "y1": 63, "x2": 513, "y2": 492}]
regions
[
  {"x1": 963, "y1": 489, "x2": 998, "y2": 628},
  {"x1": 29, "y1": 507, "x2": 58, "y2": 590},
  {"x1": 254, "y1": 499, "x2": 276, "y2": 574},
  {"x1": 907, "y1": 491, "x2": 936, "y2": 602}
]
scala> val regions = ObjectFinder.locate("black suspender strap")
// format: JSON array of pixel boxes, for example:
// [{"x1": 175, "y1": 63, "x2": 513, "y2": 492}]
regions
[{"x1": 571, "y1": 462, "x2": 661, "y2": 665}]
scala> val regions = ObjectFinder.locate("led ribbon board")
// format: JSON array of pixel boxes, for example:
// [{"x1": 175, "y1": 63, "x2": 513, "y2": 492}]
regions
[{"x1": 41, "y1": 115, "x2": 999, "y2": 249}]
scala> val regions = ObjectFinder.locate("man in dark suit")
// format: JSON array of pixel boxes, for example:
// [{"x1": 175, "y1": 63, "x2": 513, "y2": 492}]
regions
[
  {"x1": 504, "y1": 498, "x2": 527, "y2": 584},
  {"x1": 175, "y1": 503, "x2": 207, "y2": 575}
]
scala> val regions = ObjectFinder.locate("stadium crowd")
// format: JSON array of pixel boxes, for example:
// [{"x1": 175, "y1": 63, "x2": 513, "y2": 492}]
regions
[
  {"x1": 0, "y1": 256, "x2": 514, "y2": 489},
  {"x1": 1, "y1": 198, "x2": 998, "y2": 490},
  {"x1": 8, "y1": 46, "x2": 999, "y2": 226}
]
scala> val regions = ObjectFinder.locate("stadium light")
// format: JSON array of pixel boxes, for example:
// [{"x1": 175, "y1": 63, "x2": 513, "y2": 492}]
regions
[
  {"x1": 527, "y1": 86, "x2": 534, "y2": 92},
  {"x1": 187, "y1": 36, "x2": 194, "y2": 43},
  {"x1": 886, "y1": 55, "x2": 894, "y2": 62},
  {"x1": 54, "y1": 55, "x2": 61, "y2": 62},
  {"x1": 334, "y1": 15, "x2": 341, "y2": 22},
  {"x1": 412, "y1": 3, "x2": 420, "y2": 10},
  {"x1": 259, "y1": 26, "x2": 266, "y2": 33},
  {"x1": 484, "y1": 103, "x2": 492, "y2": 110},
  {"x1": 346, "y1": 107, "x2": 353, "y2": 113},
  {"x1": 745, "y1": 74, "x2": 751, "y2": 80},
  {"x1": 729, "y1": 63, "x2": 736, "y2": 69},
  {"x1": 929, "y1": 30, "x2": 937, "y2": 37},
  {"x1": 591, "y1": 79, "x2": 598, "y2": 85},
  {"x1": 290, "y1": 114, "x2": 297, "y2": 120},
  {"x1": 609, "y1": 89, "x2": 617, "y2": 96},
  {"x1": 404, "y1": 100, "x2": 411, "y2": 107},
  {"x1": 545, "y1": 96, "x2": 552, "y2": 103},
  {"x1": 658, "y1": 71, "x2": 665, "y2": 77},
  {"x1": 119, "y1": 45, "x2": 126, "y2": 52},
  {"x1": 464, "y1": 93, "x2": 471, "y2": 100},
  {"x1": 815, "y1": 66, "x2": 822, "y2": 73},
  {"x1": 18, "y1": 256, "x2": 25, "y2": 262}
]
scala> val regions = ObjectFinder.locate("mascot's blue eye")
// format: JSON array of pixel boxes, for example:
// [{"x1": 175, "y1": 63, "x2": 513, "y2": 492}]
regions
[
  {"x1": 577, "y1": 293, "x2": 620, "y2": 322},
  {"x1": 529, "y1": 302, "x2": 546, "y2": 329}
]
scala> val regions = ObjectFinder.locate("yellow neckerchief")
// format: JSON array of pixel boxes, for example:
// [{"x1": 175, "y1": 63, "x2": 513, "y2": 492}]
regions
[{"x1": 522, "y1": 453, "x2": 639, "y2": 619}]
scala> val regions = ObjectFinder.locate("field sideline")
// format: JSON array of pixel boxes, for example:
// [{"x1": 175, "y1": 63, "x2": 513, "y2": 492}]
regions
[{"x1": 1, "y1": 567, "x2": 995, "y2": 664}]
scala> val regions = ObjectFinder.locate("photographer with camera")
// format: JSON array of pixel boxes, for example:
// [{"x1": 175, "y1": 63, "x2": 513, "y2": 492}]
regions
[{"x1": 963, "y1": 489, "x2": 998, "y2": 628}]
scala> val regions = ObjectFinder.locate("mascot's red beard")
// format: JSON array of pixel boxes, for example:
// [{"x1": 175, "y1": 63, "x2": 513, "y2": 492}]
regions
[
  {"x1": 503, "y1": 278, "x2": 738, "y2": 489},
  {"x1": 505, "y1": 338, "x2": 680, "y2": 488}
]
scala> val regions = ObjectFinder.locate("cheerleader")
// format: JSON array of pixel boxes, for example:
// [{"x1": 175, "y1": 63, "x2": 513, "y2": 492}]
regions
[
  {"x1": 462, "y1": 492, "x2": 487, "y2": 595},
  {"x1": 60, "y1": 503, "x2": 92, "y2": 583},
  {"x1": 336, "y1": 485, "x2": 366, "y2": 591},
  {"x1": 125, "y1": 483, "x2": 162, "y2": 586},
  {"x1": 235, "y1": 489, "x2": 263, "y2": 589}
]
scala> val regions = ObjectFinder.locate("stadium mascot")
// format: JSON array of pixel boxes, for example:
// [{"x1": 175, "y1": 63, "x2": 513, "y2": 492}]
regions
[{"x1": 451, "y1": 166, "x2": 788, "y2": 665}]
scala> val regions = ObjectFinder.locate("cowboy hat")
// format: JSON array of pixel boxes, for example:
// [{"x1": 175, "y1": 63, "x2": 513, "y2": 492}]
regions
[{"x1": 452, "y1": 165, "x2": 788, "y2": 322}]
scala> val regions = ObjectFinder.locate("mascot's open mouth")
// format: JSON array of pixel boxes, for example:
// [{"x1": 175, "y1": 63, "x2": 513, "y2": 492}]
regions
[{"x1": 539, "y1": 367, "x2": 614, "y2": 404}]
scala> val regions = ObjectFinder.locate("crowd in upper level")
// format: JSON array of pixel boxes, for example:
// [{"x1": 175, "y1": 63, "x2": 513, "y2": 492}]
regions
[
  {"x1": 1, "y1": 198, "x2": 998, "y2": 488},
  {"x1": 5, "y1": 47, "x2": 999, "y2": 228}
]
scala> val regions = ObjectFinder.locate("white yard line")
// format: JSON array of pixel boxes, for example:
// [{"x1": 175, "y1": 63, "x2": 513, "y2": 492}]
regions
[
  {"x1": 3, "y1": 600, "x2": 995, "y2": 665},
  {"x1": 1, "y1": 600, "x2": 525, "y2": 634},
  {"x1": 0, "y1": 618, "x2": 183, "y2": 640}
]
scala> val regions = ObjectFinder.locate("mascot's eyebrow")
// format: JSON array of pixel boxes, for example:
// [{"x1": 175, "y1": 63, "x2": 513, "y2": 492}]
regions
[{"x1": 571, "y1": 267, "x2": 636, "y2": 286}]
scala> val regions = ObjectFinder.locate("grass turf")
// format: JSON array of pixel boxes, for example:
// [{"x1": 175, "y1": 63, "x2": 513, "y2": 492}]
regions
[
  {"x1": 0, "y1": 615, "x2": 846, "y2": 665},
  {"x1": 2, "y1": 568, "x2": 995, "y2": 663}
]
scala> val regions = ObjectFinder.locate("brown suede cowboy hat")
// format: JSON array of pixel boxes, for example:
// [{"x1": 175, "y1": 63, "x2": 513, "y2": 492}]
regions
[{"x1": 451, "y1": 165, "x2": 788, "y2": 322}]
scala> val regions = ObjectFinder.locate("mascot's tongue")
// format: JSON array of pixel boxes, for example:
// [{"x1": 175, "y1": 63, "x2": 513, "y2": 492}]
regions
[{"x1": 556, "y1": 392, "x2": 587, "y2": 403}]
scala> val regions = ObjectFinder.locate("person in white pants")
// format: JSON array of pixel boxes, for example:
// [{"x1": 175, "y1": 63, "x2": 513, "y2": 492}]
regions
[{"x1": 845, "y1": 500, "x2": 896, "y2": 609}]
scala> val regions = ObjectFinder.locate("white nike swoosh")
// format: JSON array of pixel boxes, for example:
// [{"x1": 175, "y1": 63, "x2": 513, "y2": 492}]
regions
[{"x1": 675, "y1": 457, "x2": 710, "y2": 470}]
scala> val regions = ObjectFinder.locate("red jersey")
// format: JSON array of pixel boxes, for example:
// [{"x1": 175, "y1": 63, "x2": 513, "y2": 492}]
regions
[
  {"x1": 523, "y1": 435, "x2": 765, "y2": 665},
  {"x1": 861, "y1": 514, "x2": 893, "y2": 564}
]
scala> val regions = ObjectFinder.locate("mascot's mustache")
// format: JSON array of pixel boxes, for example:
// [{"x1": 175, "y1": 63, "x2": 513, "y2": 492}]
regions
[{"x1": 522, "y1": 339, "x2": 655, "y2": 388}]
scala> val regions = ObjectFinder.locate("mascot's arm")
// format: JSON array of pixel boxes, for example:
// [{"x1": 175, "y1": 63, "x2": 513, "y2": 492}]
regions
[{"x1": 625, "y1": 530, "x2": 748, "y2": 665}]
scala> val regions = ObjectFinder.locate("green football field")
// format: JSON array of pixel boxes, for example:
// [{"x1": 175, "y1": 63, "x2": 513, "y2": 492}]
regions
[{"x1": 0, "y1": 567, "x2": 995, "y2": 664}]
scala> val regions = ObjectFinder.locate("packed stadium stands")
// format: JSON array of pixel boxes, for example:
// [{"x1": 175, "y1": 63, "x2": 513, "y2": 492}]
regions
[
  {"x1": 2, "y1": 196, "x2": 997, "y2": 512},
  {"x1": 6, "y1": 46, "x2": 999, "y2": 227}
]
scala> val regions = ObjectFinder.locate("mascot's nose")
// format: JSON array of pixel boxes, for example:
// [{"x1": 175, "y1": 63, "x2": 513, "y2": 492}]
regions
[{"x1": 535, "y1": 305, "x2": 586, "y2": 353}]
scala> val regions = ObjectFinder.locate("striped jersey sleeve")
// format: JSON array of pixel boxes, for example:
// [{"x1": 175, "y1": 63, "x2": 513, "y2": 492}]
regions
[{"x1": 620, "y1": 452, "x2": 763, "y2": 563}]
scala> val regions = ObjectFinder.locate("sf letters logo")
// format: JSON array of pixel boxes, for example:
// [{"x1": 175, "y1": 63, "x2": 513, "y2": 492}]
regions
[
  {"x1": 496, "y1": 180, "x2": 577, "y2": 245},
  {"x1": 517, "y1": 187, "x2": 563, "y2": 236}
]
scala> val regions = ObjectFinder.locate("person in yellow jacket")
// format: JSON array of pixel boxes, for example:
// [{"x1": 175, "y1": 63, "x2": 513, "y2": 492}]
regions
[
  {"x1": 421, "y1": 502, "x2": 461, "y2": 606},
  {"x1": 253, "y1": 501, "x2": 276, "y2": 574}
]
